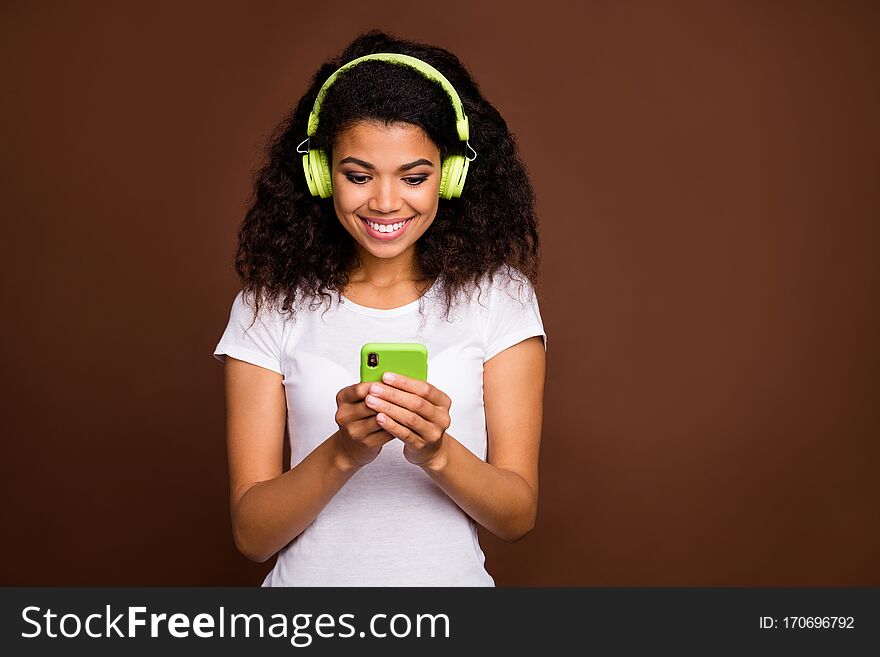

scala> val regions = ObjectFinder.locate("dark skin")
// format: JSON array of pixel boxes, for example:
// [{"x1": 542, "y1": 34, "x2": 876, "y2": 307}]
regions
[
  {"x1": 224, "y1": 120, "x2": 544, "y2": 563},
  {"x1": 333, "y1": 371, "x2": 451, "y2": 468}
]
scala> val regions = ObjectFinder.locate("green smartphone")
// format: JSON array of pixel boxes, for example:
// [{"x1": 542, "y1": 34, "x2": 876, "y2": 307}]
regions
[{"x1": 360, "y1": 342, "x2": 428, "y2": 383}]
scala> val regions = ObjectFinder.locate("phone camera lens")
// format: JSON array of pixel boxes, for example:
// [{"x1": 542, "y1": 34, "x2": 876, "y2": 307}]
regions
[{"x1": 367, "y1": 352, "x2": 378, "y2": 367}]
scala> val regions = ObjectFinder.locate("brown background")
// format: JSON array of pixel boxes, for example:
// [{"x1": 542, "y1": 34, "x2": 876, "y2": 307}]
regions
[{"x1": 1, "y1": 1, "x2": 877, "y2": 585}]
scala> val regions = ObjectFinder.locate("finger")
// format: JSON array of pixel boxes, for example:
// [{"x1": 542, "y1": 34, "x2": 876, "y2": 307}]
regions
[
  {"x1": 336, "y1": 396, "x2": 378, "y2": 422},
  {"x1": 348, "y1": 399, "x2": 381, "y2": 421},
  {"x1": 366, "y1": 382, "x2": 442, "y2": 424},
  {"x1": 365, "y1": 395, "x2": 432, "y2": 438},
  {"x1": 374, "y1": 412, "x2": 416, "y2": 446},
  {"x1": 379, "y1": 372, "x2": 449, "y2": 407},
  {"x1": 337, "y1": 382, "x2": 375, "y2": 404},
  {"x1": 351, "y1": 415, "x2": 393, "y2": 441},
  {"x1": 364, "y1": 424, "x2": 397, "y2": 445}
]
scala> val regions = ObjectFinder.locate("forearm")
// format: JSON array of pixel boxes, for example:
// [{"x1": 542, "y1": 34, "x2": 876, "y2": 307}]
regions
[
  {"x1": 421, "y1": 433, "x2": 537, "y2": 542},
  {"x1": 232, "y1": 430, "x2": 360, "y2": 562}
]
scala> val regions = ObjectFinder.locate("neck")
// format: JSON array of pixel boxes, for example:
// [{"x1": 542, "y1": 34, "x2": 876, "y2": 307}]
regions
[{"x1": 350, "y1": 246, "x2": 423, "y2": 287}]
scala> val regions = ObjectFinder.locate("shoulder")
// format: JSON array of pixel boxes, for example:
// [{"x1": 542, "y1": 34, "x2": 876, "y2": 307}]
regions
[
  {"x1": 473, "y1": 265, "x2": 537, "y2": 309},
  {"x1": 227, "y1": 288, "x2": 298, "y2": 331},
  {"x1": 475, "y1": 266, "x2": 546, "y2": 360}
]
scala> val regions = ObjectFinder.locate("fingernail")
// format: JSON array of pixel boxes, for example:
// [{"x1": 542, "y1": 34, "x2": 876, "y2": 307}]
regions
[
  {"x1": 370, "y1": 384, "x2": 383, "y2": 395},
  {"x1": 382, "y1": 372, "x2": 395, "y2": 383}
]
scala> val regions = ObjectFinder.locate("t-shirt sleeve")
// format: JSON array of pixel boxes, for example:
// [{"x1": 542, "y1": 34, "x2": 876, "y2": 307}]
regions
[
  {"x1": 212, "y1": 290, "x2": 285, "y2": 375},
  {"x1": 483, "y1": 269, "x2": 548, "y2": 362}
]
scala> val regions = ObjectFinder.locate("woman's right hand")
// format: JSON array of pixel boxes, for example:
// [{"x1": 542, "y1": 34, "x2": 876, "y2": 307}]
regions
[{"x1": 333, "y1": 381, "x2": 395, "y2": 468}]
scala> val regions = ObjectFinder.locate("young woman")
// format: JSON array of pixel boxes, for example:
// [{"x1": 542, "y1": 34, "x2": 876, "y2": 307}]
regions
[{"x1": 212, "y1": 30, "x2": 547, "y2": 586}]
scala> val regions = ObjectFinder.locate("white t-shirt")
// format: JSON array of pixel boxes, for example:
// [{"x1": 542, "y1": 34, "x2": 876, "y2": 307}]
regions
[{"x1": 212, "y1": 267, "x2": 547, "y2": 586}]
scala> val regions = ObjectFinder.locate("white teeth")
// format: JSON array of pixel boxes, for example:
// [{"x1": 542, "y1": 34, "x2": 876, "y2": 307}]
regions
[{"x1": 366, "y1": 219, "x2": 408, "y2": 233}]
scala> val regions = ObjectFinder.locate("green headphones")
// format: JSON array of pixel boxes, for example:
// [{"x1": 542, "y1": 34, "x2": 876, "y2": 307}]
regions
[{"x1": 296, "y1": 53, "x2": 477, "y2": 200}]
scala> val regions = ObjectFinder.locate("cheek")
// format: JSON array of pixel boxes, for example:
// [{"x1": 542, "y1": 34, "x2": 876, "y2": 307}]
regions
[
  {"x1": 332, "y1": 182, "x2": 364, "y2": 213},
  {"x1": 411, "y1": 184, "x2": 440, "y2": 214}
]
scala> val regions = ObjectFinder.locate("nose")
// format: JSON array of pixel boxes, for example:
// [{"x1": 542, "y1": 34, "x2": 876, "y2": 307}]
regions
[{"x1": 367, "y1": 177, "x2": 402, "y2": 214}]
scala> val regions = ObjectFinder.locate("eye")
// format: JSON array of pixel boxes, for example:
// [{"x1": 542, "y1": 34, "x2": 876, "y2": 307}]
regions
[
  {"x1": 345, "y1": 174, "x2": 370, "y2": 185},
  {"x1": 403, "y1": 176, "x2": 428, "y2": 186}
]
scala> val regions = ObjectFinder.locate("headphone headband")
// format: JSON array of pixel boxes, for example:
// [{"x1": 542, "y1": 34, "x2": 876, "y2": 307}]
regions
[{"x1": 306, "y1": 53, "x2": 470, "y2": 142}]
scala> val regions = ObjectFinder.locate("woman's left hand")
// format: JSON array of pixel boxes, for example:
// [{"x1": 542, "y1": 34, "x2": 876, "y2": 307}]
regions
[{"x1": 363, "y1": 372, "x2": 451, "y2": 468}]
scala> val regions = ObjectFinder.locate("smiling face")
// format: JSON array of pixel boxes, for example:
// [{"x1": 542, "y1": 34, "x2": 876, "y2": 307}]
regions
[{"x1": 332, "y1": 120, "x2": 441, "y2": 268}]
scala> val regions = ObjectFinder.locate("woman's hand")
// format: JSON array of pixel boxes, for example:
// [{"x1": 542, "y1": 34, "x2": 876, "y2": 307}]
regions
[
  {"x1": 334, "y1": 381, "x2": 396, "y2": 468},
  {"x1": 363, "y1": 372, "x2": 452, "y2": 468}
]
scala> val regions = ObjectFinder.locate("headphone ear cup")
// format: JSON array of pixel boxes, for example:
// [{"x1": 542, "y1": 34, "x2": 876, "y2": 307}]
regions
[
  {"x1": 302, "y1": 153, "x2": 320, "y2": 196},
  {"x1": 310, "y1": 148, "x2": 333, "y2": 198},
  {"x1": 451, "y1": 156, "x2": 469, "y2": 198},
  {"x1": 439, "y1": 155, "x2": 468, "y2": 199},
  {"x1": 439, "y1": 157, "x2": 453, "y2": 199}
]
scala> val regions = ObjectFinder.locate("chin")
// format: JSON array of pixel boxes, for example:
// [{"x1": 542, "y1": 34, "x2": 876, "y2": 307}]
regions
[{"x1": 364, "y1": 241, "x2": 409, "y2": 256}]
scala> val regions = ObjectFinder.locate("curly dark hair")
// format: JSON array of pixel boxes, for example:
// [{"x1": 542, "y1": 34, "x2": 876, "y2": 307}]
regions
[{"x1": 233, "y1": 29, "x2": 540, "y2": 326}]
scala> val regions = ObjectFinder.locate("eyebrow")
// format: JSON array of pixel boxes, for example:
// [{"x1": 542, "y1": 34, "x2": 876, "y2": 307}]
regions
[{"x1": 338, "y1": 157, "x2": 434, "y2": 171}]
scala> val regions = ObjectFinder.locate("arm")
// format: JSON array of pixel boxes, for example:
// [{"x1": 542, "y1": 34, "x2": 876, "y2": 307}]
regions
[
  {"x1": 224, "y1": 356, "x2": 360, "y2": 563},
  {"x1": 366, "y1": 335, "x2": 546, "y2": 542},
  {"x1": 422, "y1": 336, "x2": 545, "y2": 542}
]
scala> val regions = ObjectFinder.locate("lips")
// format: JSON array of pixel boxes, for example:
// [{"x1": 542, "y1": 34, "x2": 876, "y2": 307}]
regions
[{"x1": 358, "y1": 216, "x2": 414, "y2": 241}]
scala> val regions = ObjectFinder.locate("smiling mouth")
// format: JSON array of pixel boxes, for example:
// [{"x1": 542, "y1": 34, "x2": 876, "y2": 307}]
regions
[{"x1": 358, "y1": 216, "x2": 414, "y2": 237}]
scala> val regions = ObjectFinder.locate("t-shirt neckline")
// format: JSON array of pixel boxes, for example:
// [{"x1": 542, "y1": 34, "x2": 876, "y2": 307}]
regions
[{"x1": 339, "y1": 278, "x2": 438, "y2": 318}]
